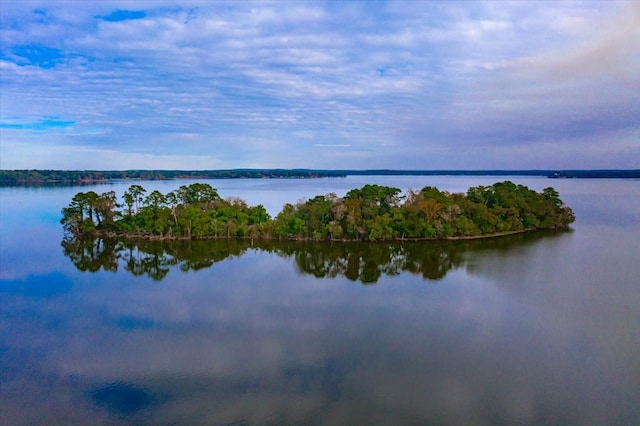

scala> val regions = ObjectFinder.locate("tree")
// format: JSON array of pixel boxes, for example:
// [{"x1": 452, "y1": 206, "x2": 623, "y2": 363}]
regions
[
  {"x1": 84, "y1": 191, "x2": 99, "y2": 224},
  {"x1": 124, "y1": 184, "x2": 146, "y2": 214},
  {"x1": 543, "y1": 187, "x2": 561, "y2": 206},
  {"x1": 345, "y1": 184, "x2": 402, "y2": 219},
  {"x1": 92, "y1": 191, "x2": 118, "y2": 228},
  {"x1": 144, "y1": 190, "x2": 167, "y2": 210},
  {"x1": 175, "y1": 183, "x2": 220, "y2": 207},
  {"x1": 273, "y1": 203, "x2": 305, "y2": 238},
  {"x1": 122, "y1": 191, "x2": 135, "y2": 217}
]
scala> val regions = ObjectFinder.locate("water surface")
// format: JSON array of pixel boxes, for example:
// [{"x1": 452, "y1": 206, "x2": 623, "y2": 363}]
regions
[{"x1": 1, "y1": 177, "x2": 639, "y2": 425}]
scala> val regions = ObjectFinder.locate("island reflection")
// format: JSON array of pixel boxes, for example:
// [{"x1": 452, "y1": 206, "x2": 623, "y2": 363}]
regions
[{"x1": 62, "y1": 231, "x2": 565, "y2": 284}]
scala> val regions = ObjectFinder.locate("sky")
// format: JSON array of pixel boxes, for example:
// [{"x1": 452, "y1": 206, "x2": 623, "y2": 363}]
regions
[{"x1": 0, "y1": 0, "x2": 638, "y2": 170}]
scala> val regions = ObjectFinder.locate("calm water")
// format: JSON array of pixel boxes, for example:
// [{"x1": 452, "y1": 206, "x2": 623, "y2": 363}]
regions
[{"x1": 1, "y1": 176, "x2": 639, "y2": 425}]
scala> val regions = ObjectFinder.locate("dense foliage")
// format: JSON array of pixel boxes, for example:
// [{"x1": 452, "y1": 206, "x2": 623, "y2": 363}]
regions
[{"x1": 61, "y1": 181, "x2": 575, "y2": 241}]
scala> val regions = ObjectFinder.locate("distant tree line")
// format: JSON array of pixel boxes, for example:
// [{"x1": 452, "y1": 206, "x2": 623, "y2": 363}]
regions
[
  {"x1": 3, "y1": 168, "x2": 638, "y2": 185},
  {"x1": 547, "y1": 170, "x2": 640, "y2": 179},
  {"x1": 0, "y1": 169, "x2": 347, "y2": 185},
  {"x1": 61, "y1": 181, "x2": 575, "y2": 241}
]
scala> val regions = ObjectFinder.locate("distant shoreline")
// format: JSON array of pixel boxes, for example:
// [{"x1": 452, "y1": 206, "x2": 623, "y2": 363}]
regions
[{"x1": 2, "y1": 168, "x2": 639, "y2": 186}]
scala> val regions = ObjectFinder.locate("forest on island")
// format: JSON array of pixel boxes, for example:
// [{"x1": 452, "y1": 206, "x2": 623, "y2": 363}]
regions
[{"x1": 61, "y1": 181, "x2": 575, "y2": 241}]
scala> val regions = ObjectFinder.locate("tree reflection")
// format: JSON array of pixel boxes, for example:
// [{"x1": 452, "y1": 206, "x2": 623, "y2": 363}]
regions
[
  {"x1": 62, "y1": 237, "x2": 120, "y2": 273},
  {"x1": 62, "y1": 232, "x2": 565, "y2": 284},
  {"x1": 269, "y1": 242, "x2": 466, "y2": 284},
  {"x1": 121, "y1": 242, "x2": 172, "y2": 281},
  {"x1": 61, "y1": 237, "x2": 253, "y2": 281}
]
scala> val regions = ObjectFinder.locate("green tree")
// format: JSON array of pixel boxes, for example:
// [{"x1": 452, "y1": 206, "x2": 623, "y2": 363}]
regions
[
  {"x1": 124, "y1": 184, "x2": 146, "y2": 214},
  {"x1": 61, "y1": 181, "x2": 575, "y2": 241},
  {"x1": 92, "y1": 191, "x2": 118, "y2": 228}
]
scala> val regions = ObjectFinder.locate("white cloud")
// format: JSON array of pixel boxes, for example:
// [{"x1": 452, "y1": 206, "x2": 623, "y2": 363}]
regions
[{"x1": 0, "y1": 1, "x2": 637, "y2": 169}]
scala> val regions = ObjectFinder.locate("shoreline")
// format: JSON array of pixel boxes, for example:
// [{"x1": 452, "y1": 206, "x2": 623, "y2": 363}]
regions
[{"x1": 69, "y1": 227, "x2": 569, "y2": 243}]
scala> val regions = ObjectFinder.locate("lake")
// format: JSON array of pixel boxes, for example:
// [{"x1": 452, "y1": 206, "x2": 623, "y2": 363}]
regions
[{"x1": 1, "y1": 176, "x2": 639, "y2": 425}]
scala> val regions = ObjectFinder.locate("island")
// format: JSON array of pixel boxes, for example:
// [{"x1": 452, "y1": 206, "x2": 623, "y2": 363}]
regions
[{"x1": 61, "y1": 181, "x2": 575, "y2": 241}]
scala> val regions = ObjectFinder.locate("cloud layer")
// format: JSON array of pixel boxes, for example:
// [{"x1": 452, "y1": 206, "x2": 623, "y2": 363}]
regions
[{"x1": 1, "y1": 1, "x2": 638, "y2": 169}]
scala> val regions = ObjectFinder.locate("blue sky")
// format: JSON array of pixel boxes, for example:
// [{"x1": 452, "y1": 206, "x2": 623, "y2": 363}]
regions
[{"x1": 1, "y1": 1, "x2": 638, "y2": 170}]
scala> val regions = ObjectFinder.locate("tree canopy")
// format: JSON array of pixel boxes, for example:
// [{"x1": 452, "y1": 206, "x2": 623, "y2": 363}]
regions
[{"x1": 61, "y1": 181, "x2": 575, "y2": 241}]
